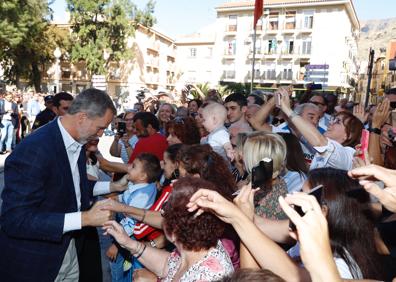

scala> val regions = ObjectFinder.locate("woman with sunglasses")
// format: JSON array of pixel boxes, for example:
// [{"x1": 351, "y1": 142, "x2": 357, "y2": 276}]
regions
[{"x1": 278, "y1": 89, "x2": 363, "y2": 170}]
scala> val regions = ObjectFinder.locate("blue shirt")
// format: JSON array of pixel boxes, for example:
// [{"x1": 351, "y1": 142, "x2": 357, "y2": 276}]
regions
[{"x1": 118, "y1": 182, "x2": 157, "y2": 236}]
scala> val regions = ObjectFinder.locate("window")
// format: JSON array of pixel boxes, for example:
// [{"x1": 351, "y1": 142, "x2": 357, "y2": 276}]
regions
[
  {"x1": 302, "y1": 40, "x2": 312, "y2": 54},
  {"x1": 285, "y1": 39, "x2": 294, "y2": 54},
  {"x1": 226, "y1": 40, "x2": 236, "y2": 55},
  {"x1": 228, "y1": 15, "x2": 237, "y2": 31},
  {"x1": 269, "y1": 12, "x2": 279, "y2": 30},
  {"x1": 285, "y1": 11, "x2": 296, "y2": 29},
  {"x1": 190, "y1": 48, "x2": 197, "y2": 58},
  {"x1": 283, "y1": 68, "x2": 293, "y2": 80},
  {"x1": 251, "y1": 38, "x2": 262, "y2": 54},
  {"x1": 268, "y1": 39, "x2": 277, "y2": 54},
  {"x1": 303, "y1": 11, "x2": 314, "y2": 29}
]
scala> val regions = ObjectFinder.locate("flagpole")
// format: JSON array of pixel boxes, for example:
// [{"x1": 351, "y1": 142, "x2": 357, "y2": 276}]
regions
[{"x1": 250, "y1": 27, "x2": 257, "y2": 93}]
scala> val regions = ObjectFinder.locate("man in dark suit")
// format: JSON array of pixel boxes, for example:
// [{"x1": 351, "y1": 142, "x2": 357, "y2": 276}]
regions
[{"x1": 0, "y1": 88, "x2": 126, "y2": 282}]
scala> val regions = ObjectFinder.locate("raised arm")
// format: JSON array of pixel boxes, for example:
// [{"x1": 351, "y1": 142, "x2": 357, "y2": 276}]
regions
[
  {"x1": 248, "y1": 97, "x2": 275, "y2": 131},
  {"x1": 97, "y1": 156, "x2": 128, "y2": 173},
  {"x1": 279, "y1": 90, "x2": 327, "y2": 147},
  {"x1": 109, "y1": 135, "x2": 122, "y2": 157},
  {"x1": 188, "y1": 188, "x2": 308, "y2": 282}
]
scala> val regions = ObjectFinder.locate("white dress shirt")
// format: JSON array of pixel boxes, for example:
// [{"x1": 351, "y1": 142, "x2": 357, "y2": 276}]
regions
[{"x1": 58, "y1": 118, "x2": 110, "y2": 233}]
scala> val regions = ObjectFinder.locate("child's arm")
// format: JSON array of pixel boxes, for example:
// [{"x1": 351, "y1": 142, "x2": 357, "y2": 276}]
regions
[{"x1": 224, "y1": 142, "x2": 235, "y2": 162}]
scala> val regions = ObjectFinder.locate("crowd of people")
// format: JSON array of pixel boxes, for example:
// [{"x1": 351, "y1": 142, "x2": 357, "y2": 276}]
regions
[{"x1": 0, "y1": 86, "x2": 396, "y2": 282}]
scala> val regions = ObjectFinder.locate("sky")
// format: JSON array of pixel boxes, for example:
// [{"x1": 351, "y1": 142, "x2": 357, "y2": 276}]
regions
[{"x1": 52, "y1": 0, "x2": 396, "y2": 38}]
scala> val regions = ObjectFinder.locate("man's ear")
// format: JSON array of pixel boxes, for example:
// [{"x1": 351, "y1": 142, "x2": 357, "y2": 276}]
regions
[
  {"x1": 321, "y1": 204, "x2": 328, "y2": 217},
  {"x1": 75, "y1": 112, "x2": 87, "y2": 123},
  {"x1": 241, "y1": 105, "x2": 247, "y2": 113}
]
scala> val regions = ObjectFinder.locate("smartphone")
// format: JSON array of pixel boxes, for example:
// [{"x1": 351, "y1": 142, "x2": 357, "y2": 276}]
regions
[
  {"x1": 357, "y1": 129, "x2": 370, "y2": 160},
  {"x1": 251, "y1": 158, "x2": 273, "y2": 189},
  {"x1": 289, "y1": 184, "x2": 323, "y2": 231},
  {"x1": 117, "y1": 121, "x2": 126, "y2": 136},
  {"x1": 275, "y1": 92, "x2": 281, "y2": 108}
]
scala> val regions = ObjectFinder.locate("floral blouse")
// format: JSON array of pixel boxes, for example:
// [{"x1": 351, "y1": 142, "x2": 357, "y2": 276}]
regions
[
  {"x1": 254, "y1": 178, "x2": 288, "y2": 220},
  {"x1": 160, "y1": 240, "x2": 234, "y2": 282}
]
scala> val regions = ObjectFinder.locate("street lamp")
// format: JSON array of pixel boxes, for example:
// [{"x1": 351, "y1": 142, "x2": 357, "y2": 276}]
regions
[{"x1": 53, "y1": 47, "x2": 62, "y2": 93}]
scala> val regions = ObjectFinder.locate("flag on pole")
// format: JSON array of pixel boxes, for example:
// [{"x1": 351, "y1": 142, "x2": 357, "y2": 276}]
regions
[{"x1": 254, "y1": 0, "x2": 264, "y2": 29}]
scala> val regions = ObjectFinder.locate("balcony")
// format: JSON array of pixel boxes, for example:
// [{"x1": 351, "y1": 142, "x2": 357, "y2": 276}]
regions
[
  {"x1": 225, "y1": 25, "x2": 237, "y2": 36},
  {"x1": 280, "y1": 71, "x2": 294, "y2": 82},
  {"x1": 263, "y1": 50, "x2": 278, "y2": 60},
  {"x1": 280, "y1": 50, "x2": 294, "y2": 60},
  {"x1": 250, "y1": 24, "x2": 263, "y2": 34},
  {"x1": 145, "y1": 73, "x2": 159, "y2": 85},
  {"x1": 145, "y1": 57, "x2": 160, "y2": 69},
  {"x1": 147, "y1": 42, "x2": 160, "y2": 53},
  {"x1": 246, "y1": 71, "x2": 262, "y2": 82},
  {"x1": 248, "y1": 49, "x2": 262, "y2": 59},
  {"x1": 222, "y1": 70, "x2": 236, "y2": 81},
  {"x1": 223, "y1": 51, "x2": 236, "y2": 59},
  {"x1": 262, "y1": 70, "x2": 277, "y2": 81}
]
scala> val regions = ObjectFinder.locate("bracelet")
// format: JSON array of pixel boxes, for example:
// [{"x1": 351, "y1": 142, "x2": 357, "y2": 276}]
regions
[
  {"x1": 133, "y1": 242, "x2": 143, "y2": 256},
  {"x1": 287, "y1": 111, "x2": 298, "y2": 120},
  {"x1": 141, "y1": 209, "x2": 147, "y2": 222},
  {"x1": 369, "y1": 127, "x2": 381, "y2": 135},
  {"x1": 134, "y1": 244, "x2": 147, "y2": 259}
]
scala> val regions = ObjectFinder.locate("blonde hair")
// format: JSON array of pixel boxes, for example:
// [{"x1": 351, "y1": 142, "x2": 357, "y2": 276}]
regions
[
  {"x1": 201, "y1": 102, "x2": 227, "y2": 124},
  {"x1": 243, "y1": 131, "x2": 287, "y2": 177}
]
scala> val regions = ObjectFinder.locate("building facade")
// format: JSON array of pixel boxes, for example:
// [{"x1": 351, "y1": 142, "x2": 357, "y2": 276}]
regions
[
  {"x1": 176, "y1": 0, "x2": 360, "y2": 91},
  {"x1": 42, "y1": 24, "x2": 179, "y2": 104}
]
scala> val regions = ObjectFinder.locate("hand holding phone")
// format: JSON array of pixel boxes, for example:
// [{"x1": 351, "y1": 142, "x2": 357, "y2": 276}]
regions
[
  {"x1": 289, "y1": 185, "x2": 323, "y2": 231},
  {"x1": 356, "y1": 129, "x2": 370, "y2": 161},
  {"x1": 275, "y1": 92, "x2": 281, "y2": 108},
  {"x1": 117, "y1": 121, "x2": 126, "y2": 136},
  {"x1": 251, "y1": 158, "x2": 273, "y2": 189}
]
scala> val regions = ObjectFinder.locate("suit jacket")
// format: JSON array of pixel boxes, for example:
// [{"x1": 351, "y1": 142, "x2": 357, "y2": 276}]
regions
[{"x1": 0, "y1": 119, "x2": 94, "y2": 282}]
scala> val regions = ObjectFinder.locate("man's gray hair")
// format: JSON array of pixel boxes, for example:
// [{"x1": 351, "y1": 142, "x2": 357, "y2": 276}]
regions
[
  {"x1": 294, "y1": 103, "x2": 320, "y2": 116},
  {"x1": 68, "y1": 88, "x2": 116, "y2": 118}
]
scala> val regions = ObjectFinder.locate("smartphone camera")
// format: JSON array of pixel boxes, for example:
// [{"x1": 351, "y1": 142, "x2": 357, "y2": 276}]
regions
[
  {"x1": 117, "y1": 121, "x2": 126, "y2": 136},
  {"x1": 289, "y1": 185, "x2": 323, "y2": 232},
  {"x1": 251, "y1": 158, "x2": 273, "y2": 189}
]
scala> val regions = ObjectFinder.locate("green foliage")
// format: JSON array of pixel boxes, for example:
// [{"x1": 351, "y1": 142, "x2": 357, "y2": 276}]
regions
[
  {"x1": 133, "y1": 0, "x2": 156, "y2": 28},
  {"x1": 0, "y1": 0, "x2": 69, "y2": 90},
  {"x1": 220, "y1": 82, "x2": 253, "y2": 96},
  {"x1": 67, "y1": 0, "x2": 156, "y2": 76}
]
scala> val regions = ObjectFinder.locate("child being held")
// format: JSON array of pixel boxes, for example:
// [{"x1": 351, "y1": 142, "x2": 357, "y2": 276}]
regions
[
  {"x1": 200, "y1": 102, "x2": 234, "y2": 161},
  {"x1": 106, "y1": 153, "x2": 161, "y2": 281}
]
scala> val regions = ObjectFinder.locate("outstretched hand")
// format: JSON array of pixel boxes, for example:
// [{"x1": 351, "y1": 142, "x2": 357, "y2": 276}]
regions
[
  {"x1": 279, "y1": 193, "x2": 341, "y2": 281},
  {"x1": 187, "y1": 189, "x2": 242, "y2": 224},
  {"x1": 103, "y1": 220, "x2": 135, "y2": 251},
  {"x1": 349, "y1": 165, "x2": 396, "y2": 212}
]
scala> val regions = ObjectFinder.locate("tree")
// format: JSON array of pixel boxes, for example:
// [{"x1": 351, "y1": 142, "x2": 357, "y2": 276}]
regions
[
  {"x1": 66, "y1": 0, "x2": 156, "y2": 77},
  {"x1": 0, "y1": 0, "x2": 70, "y2": 91}
]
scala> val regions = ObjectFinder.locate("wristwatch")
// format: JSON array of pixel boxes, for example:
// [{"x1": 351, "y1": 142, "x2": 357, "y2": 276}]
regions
[{"x1": 369, "y1": 127, "x2": 381, "y2": 135}]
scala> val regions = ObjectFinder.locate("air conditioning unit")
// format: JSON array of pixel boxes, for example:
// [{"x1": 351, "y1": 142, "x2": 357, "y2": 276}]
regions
[{"x1": 244, "y1": 39, "x2": 252, "y2": 45}]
